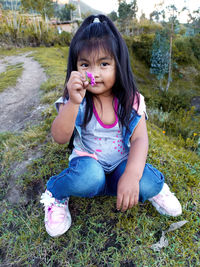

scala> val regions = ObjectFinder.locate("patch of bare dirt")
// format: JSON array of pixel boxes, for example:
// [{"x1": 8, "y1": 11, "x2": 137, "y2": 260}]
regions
[
  {"x1": 0, "y1": 52, "x2": 47, "y2": 132},
  {"x1": 0, "y1": 52, "x2": 47, "y2": 204}
]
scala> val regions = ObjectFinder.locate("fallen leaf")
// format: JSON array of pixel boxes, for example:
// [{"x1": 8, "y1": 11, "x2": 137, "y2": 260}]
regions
[
  {"x1": 165, "y1": 220, "x2": 188, "y2": 233},
  {"x1": 151, "y1": 231, "x2": 168, "y2": 251},
  {"x1": 151, "y1": 220, "x2": 188, "y2": 251}
]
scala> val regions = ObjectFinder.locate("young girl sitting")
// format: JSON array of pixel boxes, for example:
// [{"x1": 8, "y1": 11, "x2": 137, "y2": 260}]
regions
[{"x1": 40, "y1": 15, "x2": 182, "y2": 237}]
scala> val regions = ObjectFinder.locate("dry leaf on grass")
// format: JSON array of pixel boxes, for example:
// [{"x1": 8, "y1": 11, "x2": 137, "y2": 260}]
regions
[{"x1": 151, "y1": 220, "x2": 188, "y2": 251}]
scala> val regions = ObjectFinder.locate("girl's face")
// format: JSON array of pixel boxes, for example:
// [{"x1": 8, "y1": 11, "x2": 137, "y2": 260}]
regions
[{"x1": 77, "y1": 48, "x2": 116, "y2": 97}]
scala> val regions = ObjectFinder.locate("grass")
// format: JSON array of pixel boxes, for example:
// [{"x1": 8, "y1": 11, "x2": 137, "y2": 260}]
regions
[
  {"x1": 0, "y1": 62, "x2": 24, "y2": 92},
  {"x1": 0, "y1": 46, "x2": 200, "y2": 266}
]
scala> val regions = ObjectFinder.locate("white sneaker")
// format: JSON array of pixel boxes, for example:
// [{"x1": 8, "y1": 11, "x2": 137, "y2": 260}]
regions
[
  {"x1": 40, "y1": 190, "x2": 71, "y2": 237},
  {"x1": 149, "y1": 183, "x2": 182, "y2": 217}
]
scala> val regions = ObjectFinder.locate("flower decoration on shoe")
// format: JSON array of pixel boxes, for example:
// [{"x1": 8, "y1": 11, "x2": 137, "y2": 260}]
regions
[
  {"x1": 86, "y1": 71, "x2": 96, "y2": 86},
  {"x1": 40, "y1": 190, "x2": 56, "y2": 206},
  {"x1": 40, "y1": 190, "x2": 71, "y2": 237}
]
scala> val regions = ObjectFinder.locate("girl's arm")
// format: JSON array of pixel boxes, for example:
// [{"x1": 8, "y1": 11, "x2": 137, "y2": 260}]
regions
[
  {"x1": 51, "y1": 101, "x2": 80, "y2": 144},
  {"x1": 117, "y1": 113, "x2": 149, "y2": 212},
  {"x1": 51, "y1": 71, "x2": 88, "y2": 144}
]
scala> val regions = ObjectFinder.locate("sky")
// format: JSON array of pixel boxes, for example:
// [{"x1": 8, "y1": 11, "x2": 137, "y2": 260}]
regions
[{"x1": 81, "y1": 0, "x2": 200, "y2": 23}]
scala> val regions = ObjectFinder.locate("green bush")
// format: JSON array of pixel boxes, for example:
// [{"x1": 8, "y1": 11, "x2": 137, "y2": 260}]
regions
[
  {"x1": 124, "y1": 34, "x2": 155, "y2": 67},
  {"x1": 57, "y1": 31, "x2": 72, "y2": 46},
  {"x1": 143, "y1": 89, "x2": 191, "y2": 112},
  {"x1": 148, "y1": 106, "x2": 200, "y2": 151},
  {"x1": 173, "y1": 36, "x2": 196, "y2": 65},
  {"x1": 0, "y1": 12, "x2": 72, "y2": 47},
  {"x1": 189, "y1": 34, "x2": 200, "y2": 60}
]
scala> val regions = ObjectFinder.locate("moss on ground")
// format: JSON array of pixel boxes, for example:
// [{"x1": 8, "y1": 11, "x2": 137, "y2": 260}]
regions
[{"x1": 0, "y1": 47, "x2": 199, "y2": 266}]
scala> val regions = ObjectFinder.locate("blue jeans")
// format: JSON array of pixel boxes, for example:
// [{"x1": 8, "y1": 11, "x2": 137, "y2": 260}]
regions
[{"x1": 47, "y1": 157, "x2": 164, "y2": 202}]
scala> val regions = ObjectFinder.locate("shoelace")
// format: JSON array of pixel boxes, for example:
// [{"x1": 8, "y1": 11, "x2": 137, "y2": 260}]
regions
[{"x1": 47, "y1": 205, "x2": 66, "y2": 224}]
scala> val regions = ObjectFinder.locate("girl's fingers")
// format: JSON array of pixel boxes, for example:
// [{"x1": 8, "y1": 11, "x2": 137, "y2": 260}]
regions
[
  {"x1": 121, "y1": 195, "x2": 129, "y2": 212},
  {"x1": 118, "y1": 193, "x2": 139, "y2": 211},
  {"x1": 134, "y1": 194, "x2": 139, "y2": 206},
  {"x1": 116, "y1": 194, "x2": 123, "y2": 211},
  {"x1": 128, "y1": 197, "x2": 135, "y2": 209},
  {"x1": 83, "y1": 81, "x2": 89, "y2": 88}
]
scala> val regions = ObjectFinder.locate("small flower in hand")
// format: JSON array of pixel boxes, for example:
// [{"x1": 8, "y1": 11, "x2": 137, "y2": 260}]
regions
[{"x1": 86, "y1": 71, "x2": 96, "y2": 86}]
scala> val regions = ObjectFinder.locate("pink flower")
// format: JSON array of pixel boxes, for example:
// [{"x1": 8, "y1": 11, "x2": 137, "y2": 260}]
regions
[{"x1": 86, "y1": 71, "x2": 96, "y2": 86}]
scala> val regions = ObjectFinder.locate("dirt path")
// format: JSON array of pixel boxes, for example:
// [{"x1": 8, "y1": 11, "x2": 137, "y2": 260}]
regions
[
  {"x1": 0, "y1": 52, "x2": 47, "y2": 132},
  {"x1": 0, "y1": 52, "x2": 48, "y2": 204}
]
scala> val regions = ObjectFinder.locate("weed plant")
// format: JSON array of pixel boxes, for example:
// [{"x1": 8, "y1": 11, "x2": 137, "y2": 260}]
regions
[
  {"x1": 0, "y1": 47, "x2": 199, "y2": 266},
  {"x1": 0, "y1": 11, "x2": 72, "y2": 47}
]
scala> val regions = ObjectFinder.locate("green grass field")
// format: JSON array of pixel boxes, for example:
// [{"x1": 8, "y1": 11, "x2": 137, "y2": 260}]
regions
[
  {"x1": 0, "y1": 47, "x2": 199, "y2": 266},
  {"x1": 0, "y1": 62, "x2": 24, "y2": 92}
]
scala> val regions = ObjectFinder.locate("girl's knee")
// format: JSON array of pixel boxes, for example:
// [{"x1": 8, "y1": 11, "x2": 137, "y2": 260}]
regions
[
  {"x1": 139, "y1": 163, "x2": 164, "y2": 202},
  {"x1": 73, "y1": 157, "x2": 106, "y2": 196},
  {"x1": 47, "y1": 157, "x2": 106, "y2": 199}
]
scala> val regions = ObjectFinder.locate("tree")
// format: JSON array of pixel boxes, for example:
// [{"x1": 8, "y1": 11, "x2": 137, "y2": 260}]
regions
[
  {"x1": 150, "y1": 31, "x2": 170, "y2": 90},
  {"x1": 165, "y1": 4, "x2": 179, "y2": 91},
  {"x1": 150, "y1": 10, "x2": 165, "y2": 22},
  {"x1": 108, "y1": 11, "x2": 118, "y2": 22},
  {"x1": 118, "y1": 0, "x2": 137, "y2": 21},
  {"x1": 188, "y1": 7, "x2": 200, "y2": 33},
  {"x1": 66, "y1": 3, "x2": 76, "y2": 21},
  {"x1": 150, "y1": 3, "x2": 180, "y2": 91},
  {"x1": 130, "y1": 0, "x2": 138, "y2": 19},
  {"x1": 21, "y1": 0, "x2": 54, "y2": 20},
  {"x1": 118, "y1": 0, "x2": 138, "y2": 35}
]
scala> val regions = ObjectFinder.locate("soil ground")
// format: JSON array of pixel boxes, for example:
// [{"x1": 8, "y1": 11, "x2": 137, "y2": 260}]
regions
[
  {"x1": 0, "y1": 52, "x2": 47, "y2": 204},
  {"x1": 0, "y1": 52, "x2": 47, "y2": 132}
]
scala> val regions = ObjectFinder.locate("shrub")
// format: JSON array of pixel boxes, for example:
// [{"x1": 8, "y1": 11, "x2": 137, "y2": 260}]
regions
[
  {"x1": 148, "y1": 106, "x2": 200, "y2": 151},
  {"x1": 173, "y1": 37, "x2": 195, "y2": 65},
  {"x1": 124, "y1": 34, "x2": 155, "y2": 67},
  {"x1": 189, "y1": 34, "x2": 200, "y2": 61},
  {"x1": 0, "y1": 11, "x2": 72, "y2": 47}
]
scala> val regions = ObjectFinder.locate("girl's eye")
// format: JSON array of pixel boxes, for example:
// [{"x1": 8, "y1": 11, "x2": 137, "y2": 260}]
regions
[
  {"x1": 101, "y1": 62, "x2": 109, "y2": 67},
  {"x1": 80, "y1": 63, "x2": 89, "y2": 68}
]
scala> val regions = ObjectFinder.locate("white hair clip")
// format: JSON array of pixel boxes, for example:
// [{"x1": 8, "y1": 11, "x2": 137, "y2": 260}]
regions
[{"x1": 93, "y1": 17, "x2": 100, "y2": 23}]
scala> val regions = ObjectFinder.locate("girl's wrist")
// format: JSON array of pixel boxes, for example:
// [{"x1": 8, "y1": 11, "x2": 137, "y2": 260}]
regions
[
  {"x1": 68, "y1": 98, "x2": 81, "y2": 107},
  {"x1": 123, "y1": 169, "x2": 141, "y2": 182}
]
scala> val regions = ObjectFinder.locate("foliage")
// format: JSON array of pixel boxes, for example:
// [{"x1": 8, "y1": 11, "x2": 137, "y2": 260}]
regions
[
  {"x1": 124, "y1": 34, "x2": 155, "y2": 66},
  {"x1": 21, "y1": 0, "x2": 54, "y2": 20},
  {"x1": 150, "y1": 31, "x2": 169, "y2": 85},
  {"x1": 148, "y1": 107, "x2": 200, "y2": 151},
  {"x1": 0, "y1": 11, "x2": 72, "y2": 47},
  {"x1": 118, "y1": 0, "x2": 137, "y2": 21},
  {"x1": 123, "y1": 31, "x2": 200, "y2": 72},
  {"x1": 108, "y1": 11, "x2": 118, "y2": 22},
  {"x1": 173, "y1": 36, "x2": 195, "y2": 65},
  {"x1": 117, "y1": 0, "x2": 138, "y2": 34},
  {"x1": 189, "y1": 33, "x2": 200, "y2": 60},
  {"x1": 188, "y1": 7, "x2": 200, "y2": 30},
  {"x1": 0, "y1": 0, "x2": 20, "y2": 10},
  {"x1": 54, "y1": 3, "x2": 76, "y2": 21}
]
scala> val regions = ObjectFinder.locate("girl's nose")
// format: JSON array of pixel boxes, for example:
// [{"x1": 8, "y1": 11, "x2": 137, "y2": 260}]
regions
[{"x1": 91, "y1": 66, "x2": 100, "y2": 78}]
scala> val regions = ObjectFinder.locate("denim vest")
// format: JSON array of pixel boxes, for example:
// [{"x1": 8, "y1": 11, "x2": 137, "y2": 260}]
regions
[
  {"x1": 55, "y1": 96, "x2": 145, "y2": 153},
  {"x1": 73, "y1": 99, "x2": 142, "y2": 152}
]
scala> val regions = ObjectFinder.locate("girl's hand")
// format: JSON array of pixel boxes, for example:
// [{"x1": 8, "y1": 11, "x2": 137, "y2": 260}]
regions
[
  {"x1": 117, "y1": 173, "x2": 139, "y2": 212},
  {"x1": 67, "y1": 71, "x2": 89, "y2": 105}
]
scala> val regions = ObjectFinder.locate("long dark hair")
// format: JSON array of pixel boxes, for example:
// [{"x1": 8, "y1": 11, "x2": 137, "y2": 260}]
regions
[{"x1": 64, "y1": 14, "x2": 139, "y2": 129}]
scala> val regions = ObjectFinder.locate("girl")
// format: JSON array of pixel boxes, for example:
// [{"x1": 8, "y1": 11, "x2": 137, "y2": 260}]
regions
[{"x1": 40, "y1": 15, "x2": 182, "y2": 237}]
